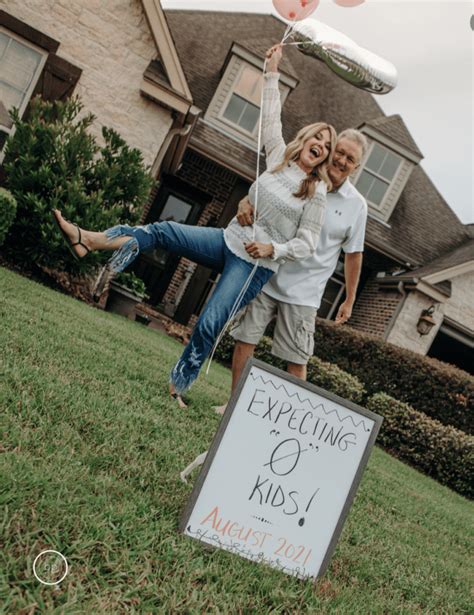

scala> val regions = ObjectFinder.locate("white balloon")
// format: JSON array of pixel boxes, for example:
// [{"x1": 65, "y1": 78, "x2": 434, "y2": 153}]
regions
[{"x1": 290, "y1": 18, "x2": 397, "y2": 94}]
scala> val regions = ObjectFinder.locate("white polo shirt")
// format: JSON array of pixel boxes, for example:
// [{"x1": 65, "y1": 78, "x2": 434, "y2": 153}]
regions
[{"x1": 263, "y1": 178, "x2": 367, "y2": 309}]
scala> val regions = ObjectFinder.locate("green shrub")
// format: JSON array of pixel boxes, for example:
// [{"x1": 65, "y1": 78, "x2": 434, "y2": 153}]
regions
[
  {"x1": 214, "y1": 334, "x2": 366, "y2": 404},
  {"x1": 0, "y1": 187, "x2": 17, "y2": 247},
  {"x1": 367, "y1": 392, "x2": 473, "y2": 498},
  {"x1": 2, "y1": 96, "x2": 154, "y2": 274},
  {"x1": 313, "y1": 319, "x2": 473, "y2": 434}
]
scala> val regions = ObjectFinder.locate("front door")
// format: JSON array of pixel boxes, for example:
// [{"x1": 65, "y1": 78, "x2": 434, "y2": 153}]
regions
[{"x1": 133, "y1": 175, "x2": 210, "y2": 305}]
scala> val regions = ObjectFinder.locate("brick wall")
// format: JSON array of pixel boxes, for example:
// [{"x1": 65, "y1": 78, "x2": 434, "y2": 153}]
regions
[
  {"x1": 349, "y1": 274, "x2": 402, "y2": 337},
  {"x1": 161, "y1": 149, "x2": 239, "y2": 312}
]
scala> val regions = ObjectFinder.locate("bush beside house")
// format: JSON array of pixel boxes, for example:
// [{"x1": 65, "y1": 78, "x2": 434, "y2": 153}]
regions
[
  {"x1": 367, "y1": 393, "x2": 473, "y2": 499},
  {"x1": 312, "y1": 319, "x2": 473, "y2": 434},
  {"x1": 1, "y1": 96, "x2": 154, "y2": 278},
  {"x1": 0, "y1": 188, "x2": 17, "y2": 247}
]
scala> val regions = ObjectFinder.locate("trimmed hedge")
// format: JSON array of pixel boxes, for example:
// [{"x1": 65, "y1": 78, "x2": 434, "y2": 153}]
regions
[
  {"x1": 313, "y1": 319, "x2": 473, "y2": 434},
  {"x1": 368, "y1": 392, "x2": 473, "y2": 499},
  {"x1": 214, "y1": 333, "x2": 366, "y2": 404},
  {"x1": 0, "y1": 187, "x2": 17, "y2": 247}
]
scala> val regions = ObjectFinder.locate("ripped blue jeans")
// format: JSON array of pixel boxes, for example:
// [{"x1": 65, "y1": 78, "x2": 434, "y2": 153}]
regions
[{"x1": 104, "y1": 221, "x2": 274, "y2": 394}]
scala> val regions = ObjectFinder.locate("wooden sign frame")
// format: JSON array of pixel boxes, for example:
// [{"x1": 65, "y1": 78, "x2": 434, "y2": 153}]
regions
[{"x1": 180, "y1": 358, "x2": 383, "y2": 579}]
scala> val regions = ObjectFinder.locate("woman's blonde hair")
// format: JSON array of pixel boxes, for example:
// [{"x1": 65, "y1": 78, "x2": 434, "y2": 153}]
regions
[{"x1": 272, "y1": 122, "x2": 337, "y2": 198}]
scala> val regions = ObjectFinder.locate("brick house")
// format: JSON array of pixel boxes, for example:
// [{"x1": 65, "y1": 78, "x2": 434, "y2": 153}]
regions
[
  {"x1": 1, "y1": 4, "x2": 472, "y2": 372},
  {"x1": 135, "y1": 9, "x2": 472, "y2": 373},
  {"x1": 0, "y1": 0, "x2": 197, "y2": 177}
]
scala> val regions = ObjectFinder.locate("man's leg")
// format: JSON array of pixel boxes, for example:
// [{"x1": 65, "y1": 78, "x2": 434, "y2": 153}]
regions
[
  {"x1": 231, "y1": 341, "x2": 256, "y2": 393},
  {"x1": 214, "y1": 292, "x2": 277, "y2": 415},
  {"x1": 272, "y1": 301, "x2": 317, "y2": 381},
  {"x1": 287, "y1": 362, "x2": 307, "y2": 380}
]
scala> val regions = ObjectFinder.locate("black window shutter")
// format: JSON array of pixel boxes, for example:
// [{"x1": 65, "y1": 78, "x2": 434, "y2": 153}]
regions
[{"x1": 31, "y1": 53, "x2": 82, "y2": 102}]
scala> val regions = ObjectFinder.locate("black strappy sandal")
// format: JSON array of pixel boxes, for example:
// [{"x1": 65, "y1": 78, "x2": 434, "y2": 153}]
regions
[{"x1": 53, "y1": 211, "x2": 91, "y2": 261}]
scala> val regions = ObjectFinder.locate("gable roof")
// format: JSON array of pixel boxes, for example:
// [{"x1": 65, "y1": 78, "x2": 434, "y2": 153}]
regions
[
  {"x1": 238, "y1": 36, "x2": 299, "y2": 80},
  {"x1": 364, "y1": 115, "x2": 423, "y2": 158},
  {"x1": 394, "y1": 239, "x2": 474, "y2": 281},
  {"x1": 165, "y1": 9, "x2": 469, "y2": 267},
  {"x1": 141, "y1": 0, "x2": 191, "y2": 100}
]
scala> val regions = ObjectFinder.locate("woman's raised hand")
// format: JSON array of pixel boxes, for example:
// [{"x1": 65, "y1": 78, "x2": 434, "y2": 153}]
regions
[{"x1": 266, "y1": 44, "x2": 283, "y2": 73}]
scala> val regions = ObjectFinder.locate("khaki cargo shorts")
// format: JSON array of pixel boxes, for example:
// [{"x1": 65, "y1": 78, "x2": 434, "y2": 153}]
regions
[{"x1": 230, "y1": 292, "x2": 317, "y2": 365}]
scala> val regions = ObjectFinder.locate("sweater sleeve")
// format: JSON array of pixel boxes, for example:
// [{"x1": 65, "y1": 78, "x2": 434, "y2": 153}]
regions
[
  {"x1": 261, "y1": 72, "x2": 286, "y2": 169},
  {"x1": 270, "y1": 181, "x2": 327, "y2": 262}
]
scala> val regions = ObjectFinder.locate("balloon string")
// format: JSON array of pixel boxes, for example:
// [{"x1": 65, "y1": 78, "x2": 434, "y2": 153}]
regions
[
  {"x1": 252, "y1": 54, "x2": 268, "y2": 242},
  {"x1": 252, "y1": 21, "x2": 296, "y2": 239},
  {"x1": 205, "y1": 263, "x2": 258, "y2": 375},
  {"x1": 205, "y1": 22, "x2": 297, "y2": 377}
]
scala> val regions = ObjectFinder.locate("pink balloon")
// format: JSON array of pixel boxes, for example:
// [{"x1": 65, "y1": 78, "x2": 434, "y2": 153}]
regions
[
  {"x1": 272, "y1": 0, "x2": 319, "y2": 22},
  {"x1": 333, "y1": 0, "x2": 365, "y2": 6}
]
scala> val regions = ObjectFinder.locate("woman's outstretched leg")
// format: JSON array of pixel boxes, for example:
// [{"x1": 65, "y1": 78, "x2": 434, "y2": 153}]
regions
[
  {"x1": 53, "y1": 210, "x2": 130, "y2": 255},
  {"x1": 54, "y1": 210, "x2": 228, "y2": 274}
]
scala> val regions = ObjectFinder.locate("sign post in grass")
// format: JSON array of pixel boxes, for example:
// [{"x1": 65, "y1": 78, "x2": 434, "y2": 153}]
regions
[{"x1": 181, "y1": 358, "x2": 383, "y2": 579}]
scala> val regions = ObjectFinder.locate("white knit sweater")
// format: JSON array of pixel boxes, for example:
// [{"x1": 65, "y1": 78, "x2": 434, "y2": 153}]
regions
[{"x1": 224, "y1": 72, "x2": 327, "y2": 272}]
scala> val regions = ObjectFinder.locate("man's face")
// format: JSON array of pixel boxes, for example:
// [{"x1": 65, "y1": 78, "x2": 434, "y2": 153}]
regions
[{"x1": 328, "y1": 137, "x2": 363, "y2": 187}]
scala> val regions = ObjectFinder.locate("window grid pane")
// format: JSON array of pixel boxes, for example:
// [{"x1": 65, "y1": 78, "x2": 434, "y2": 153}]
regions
[
  {"x1": 379, "y1": 150, "x2": 400, "y2": 180},
  {"x1": 234, "y1": 65, "x2": 262, "y2": 106},
  {"x1": 365, "y1": 142, "x2": 401, "y2": 181},
  {"x1": 365, "y1": 142, "x2": 385, "y2": 175},
  {"x1": 0, "y1": 33, "x2": 42, "y2": 121},
  {"x1": 367, "y1": 174, "x2": 388, "y2": 205},
  {"x1": 356, "y1": 170, "x2": 389, "y2": 206},
  {"x1": 239, "y1": 101, "x2": 259, "y2": 132},
  {"x1": 222, "y1": 94, "x2": 246, "y2": 125},
  {"x1": 223, "y1": 94, "x2": 259, "y2": 133},
  {"x1": 0, "y1": 32, "x2": 8, "y2": 57}
]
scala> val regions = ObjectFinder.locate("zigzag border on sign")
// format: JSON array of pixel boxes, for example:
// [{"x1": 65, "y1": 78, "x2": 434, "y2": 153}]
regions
[{"x1": 250, "y1": 371, "x2": 371, "y2": 432}]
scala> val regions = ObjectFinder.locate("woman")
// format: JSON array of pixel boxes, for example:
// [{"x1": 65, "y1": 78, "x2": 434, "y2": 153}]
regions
[{"x1": 53, "y1": 45, "x2": 336, "y2": 406}]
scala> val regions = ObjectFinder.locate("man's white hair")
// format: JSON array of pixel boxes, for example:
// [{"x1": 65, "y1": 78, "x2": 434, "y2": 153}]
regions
[{"x1": 338, "y1": 129, "x2": 369, "y2": 158}]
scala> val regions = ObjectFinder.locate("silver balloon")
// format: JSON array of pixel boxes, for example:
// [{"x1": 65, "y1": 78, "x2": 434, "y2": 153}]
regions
[{"x1": 290, "y1": 19, "x2": 397, "y2": 94}]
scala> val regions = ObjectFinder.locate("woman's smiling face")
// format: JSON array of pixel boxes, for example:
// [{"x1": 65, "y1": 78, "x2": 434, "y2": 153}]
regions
[{"x1": 298, "y1": 128, "x2": 332, "y2": 171}]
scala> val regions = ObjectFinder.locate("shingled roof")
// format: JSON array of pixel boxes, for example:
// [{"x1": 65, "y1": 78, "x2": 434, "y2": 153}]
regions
[
  {"x1": 395, "y1": 239, "x2": 474, "y2": 280},
  {"x1": 364, "y1": 115, "x2": 423, "y2": 158},
  {"x1": 165, "y1": 10, "x2": 469, "y2": 267}
]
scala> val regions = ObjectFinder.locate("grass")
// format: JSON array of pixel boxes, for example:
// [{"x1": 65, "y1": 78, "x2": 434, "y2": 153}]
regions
[{"x1": 0, "y1": 265, "x2": 472, "y2": 614}]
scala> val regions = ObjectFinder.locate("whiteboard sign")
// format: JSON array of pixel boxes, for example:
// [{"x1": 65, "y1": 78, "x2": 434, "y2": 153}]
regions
[{"x1": 180, "y1": 359, "x2": 383, "y2": 579}]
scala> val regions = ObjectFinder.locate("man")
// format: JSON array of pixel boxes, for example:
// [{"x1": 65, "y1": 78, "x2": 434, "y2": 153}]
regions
[{"x1": 217, "y1": 129, "x2": 368, "y2": 410}]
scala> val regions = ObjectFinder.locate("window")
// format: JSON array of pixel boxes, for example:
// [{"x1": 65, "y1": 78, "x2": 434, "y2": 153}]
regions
[
  {"x1": 147, "y1": 194, "x2": 194, "y2": 267},
  {"x1": 0, "y1": 28, "x2": 47, "y2": 155},
  {"x1": 220, "y1": 64, "x2": 263, "y2": 136},
  {"x1": 356, "y1": 142, "x2": 402, "y2": 207},
  {"x1": 205, "y1": 45, "x2": 297, "y2": 150}
]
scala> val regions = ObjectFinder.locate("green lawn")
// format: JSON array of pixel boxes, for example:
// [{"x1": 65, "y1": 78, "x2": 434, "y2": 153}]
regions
[{"x1": 0, "y1": 266, "x2": 472, "y2": 614}]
